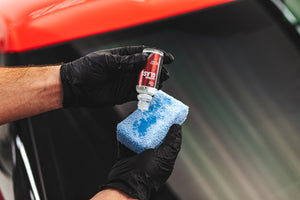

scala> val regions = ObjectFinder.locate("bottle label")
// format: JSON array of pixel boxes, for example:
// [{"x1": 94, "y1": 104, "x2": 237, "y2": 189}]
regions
[{"x1": 138, "y1": 52, "x2": 162, "y2": 88}]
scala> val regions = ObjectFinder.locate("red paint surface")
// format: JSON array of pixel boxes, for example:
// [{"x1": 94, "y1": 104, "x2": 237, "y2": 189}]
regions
[
  {"x1": 0, "y1": 0, "x2": 235, "y2": 53},
  {"x1": 0, "y1": 188, "x2": 5, "y2": 200}
]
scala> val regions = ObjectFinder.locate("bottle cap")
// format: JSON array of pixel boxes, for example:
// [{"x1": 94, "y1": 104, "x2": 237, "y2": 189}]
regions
[{"x1": 137, "y1": 94, "x2": 152, "y2": 112}]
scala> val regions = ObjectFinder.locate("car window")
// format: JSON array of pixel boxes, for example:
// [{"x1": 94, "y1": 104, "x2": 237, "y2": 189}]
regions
[
  {"x1": 0, "y1": 51, "x2": 3, "y2": 65},
  {"x1": 70, "y1": 0, "x2": 300, "y2": 199}
]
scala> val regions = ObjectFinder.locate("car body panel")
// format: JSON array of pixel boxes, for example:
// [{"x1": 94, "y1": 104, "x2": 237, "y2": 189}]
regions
[
  {"x1": 0, "y1": 0, "x2": 235, "y2": 53},
  {"x1": 0, "y1": 189, "x2": 4, "y2": 200},
  {"x1": 1, "y1": 0, "x2": 300, "y2": 200}
]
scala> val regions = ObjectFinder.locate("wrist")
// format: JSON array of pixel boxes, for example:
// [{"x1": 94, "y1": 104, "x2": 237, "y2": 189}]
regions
[
  {"x1": 104, "y1": 174, "x2": 151, "y2": 200},
  {"x1": 43, "y1": 65, "x2": 63, "y2": 110},
  {"x1": 23, "y1": 65, "x2": 63, "y2": 115},
  {"x1": 90, "y1": 188, "x2": 138, "y2": 200},
  {"x1": 60, "y1": 62, "x2": 77, "y2": 107},
  {"x1": 0, "y1": 65, "x2": 63, "y2": 124}
]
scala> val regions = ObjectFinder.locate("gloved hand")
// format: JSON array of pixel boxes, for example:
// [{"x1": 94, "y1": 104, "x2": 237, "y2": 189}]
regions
[
  {"x1": 60, "y1": 46, "x2": 174, "y2": 107},
  {"x1": 102, "y1": 124, "x2": 182, "y2": 200}
]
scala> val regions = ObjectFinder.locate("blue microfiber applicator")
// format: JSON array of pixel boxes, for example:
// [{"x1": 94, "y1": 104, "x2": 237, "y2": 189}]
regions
[{"x1": 117, "y1": 90, "x2": 189, "y2": 153}]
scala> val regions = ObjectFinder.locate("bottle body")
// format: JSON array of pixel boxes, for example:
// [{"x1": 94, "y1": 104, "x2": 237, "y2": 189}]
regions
[{"x1": 136, "y1": 48, "x2": 164, "y2": 111}]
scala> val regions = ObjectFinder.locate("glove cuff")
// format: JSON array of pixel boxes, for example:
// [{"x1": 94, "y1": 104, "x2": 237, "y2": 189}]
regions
[
  {"x1": 101, "y1": 182, "x2": 140, "y2": 200},
  {"x1": 102, "y1": 175, "x2": 153, "y2": 200},
  {"x1": 60, "y1": 63, "x2": 76, "y2": 107}
]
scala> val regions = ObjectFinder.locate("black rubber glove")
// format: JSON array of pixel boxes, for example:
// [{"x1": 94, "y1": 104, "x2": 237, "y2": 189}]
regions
[
  {"x1": 103, "y1": 124, "x2": 182, "y2": 200},
  {"x1": 60, "y1": 46, "x2": 174, "y2": 107}
]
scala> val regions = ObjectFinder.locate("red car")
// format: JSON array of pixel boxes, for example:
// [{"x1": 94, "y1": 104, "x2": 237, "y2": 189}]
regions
[{"x1": 1, "y1": 0, "x2": 300, "y2": 200}]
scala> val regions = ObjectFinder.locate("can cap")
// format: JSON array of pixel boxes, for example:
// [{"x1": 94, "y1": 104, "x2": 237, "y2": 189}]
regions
[{"x1": 137, "y1": 94, "x2": 152, "y2": 112}]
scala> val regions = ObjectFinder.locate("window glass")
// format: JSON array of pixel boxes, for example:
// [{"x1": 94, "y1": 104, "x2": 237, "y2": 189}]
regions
[
  {"x1": 72, "y1": 1, "x2": 300, "y2": 199},
  {"x1": 0, "y1": 52, "x2": 3, "y2": 65},
  {"x1": 285, "y1": 0, "x2": 300, "y2": 21}
]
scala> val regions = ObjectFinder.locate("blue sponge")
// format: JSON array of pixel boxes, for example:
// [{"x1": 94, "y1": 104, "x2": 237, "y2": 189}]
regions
[{"x1": 117, "y1": 90, "x2": 189, "y2": 153}]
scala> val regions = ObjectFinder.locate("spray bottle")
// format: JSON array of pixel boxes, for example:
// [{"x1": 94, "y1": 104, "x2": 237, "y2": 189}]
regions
[{"x1": 136, "y1": 48, "x2": 164, "y2": 112}]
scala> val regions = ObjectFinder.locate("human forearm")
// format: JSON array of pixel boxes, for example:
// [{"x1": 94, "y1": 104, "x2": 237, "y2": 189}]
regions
[
  {"x1": 0, "y1": 65, "x2": 63, "y2": 125},
  {"x1": 0, "y1": 46, "x2": 173, "y2": 124},
  {"x1": 90, "y1": 189, "x2": 137, "y2": 200}
]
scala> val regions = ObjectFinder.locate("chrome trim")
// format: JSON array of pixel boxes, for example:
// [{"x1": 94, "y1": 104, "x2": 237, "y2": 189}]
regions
[{"x1": 16, "y1": 136, "x2": 40, "y2": 200}]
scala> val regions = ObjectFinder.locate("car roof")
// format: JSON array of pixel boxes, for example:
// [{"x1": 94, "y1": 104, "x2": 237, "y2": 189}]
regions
[{"x1": 0, "y1": 0, "x2": 234, "y2": 53}]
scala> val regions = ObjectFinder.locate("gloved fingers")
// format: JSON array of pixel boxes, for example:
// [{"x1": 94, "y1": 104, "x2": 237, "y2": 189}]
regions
[
  {"x1": 117, "y1": 142, "x2": 137, "y2": 160},
  {"x1": 161, "y1": 66, "x2": 170, "y2": 80},
  {"x1": 107, "y1": 53, "x2": 147, "y2": 72},
  {"x1": 106, "y1": 46, "x2": 148, "y2": 56},
  {"x1": 157, "y1": 67, "x2": 170, "y2": 90},
  {"x1": 161, "y1": 51, "x2": 174, "y2": 64},
  {"x1": 158, "y1": 124, "x2": 182, "y2": 155},
  {"x1": 93, "y1": 46, "x2": 174, "y2": 64},
  {"x1": 144, "y1": 47, "x2": 174, "y2": 64},
  {"x1": 160, "y1": 66, "x2": 170, "y2": 82},
  {"x1": 108, "y1": 45, "x2": 175, "y2": 65}
]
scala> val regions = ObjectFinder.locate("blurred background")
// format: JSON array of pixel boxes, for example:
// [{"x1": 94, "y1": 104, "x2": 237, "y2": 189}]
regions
[{"x1": 0, "y1": 0, "x2": 300, "y2": 200}]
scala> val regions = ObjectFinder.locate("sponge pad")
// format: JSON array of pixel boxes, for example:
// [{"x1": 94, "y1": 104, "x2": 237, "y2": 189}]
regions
[{"x1": 117, "y1": 90, "x2": 189, "y2": 153}]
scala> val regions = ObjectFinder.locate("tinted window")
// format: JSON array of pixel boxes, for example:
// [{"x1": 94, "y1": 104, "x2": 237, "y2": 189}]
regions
[
  {"x1": 0, "y1": 52, "x2": 3, "y2": 65},
  {"x1": 69, "y1": 0, "x2": 300, "y2": 199}
]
